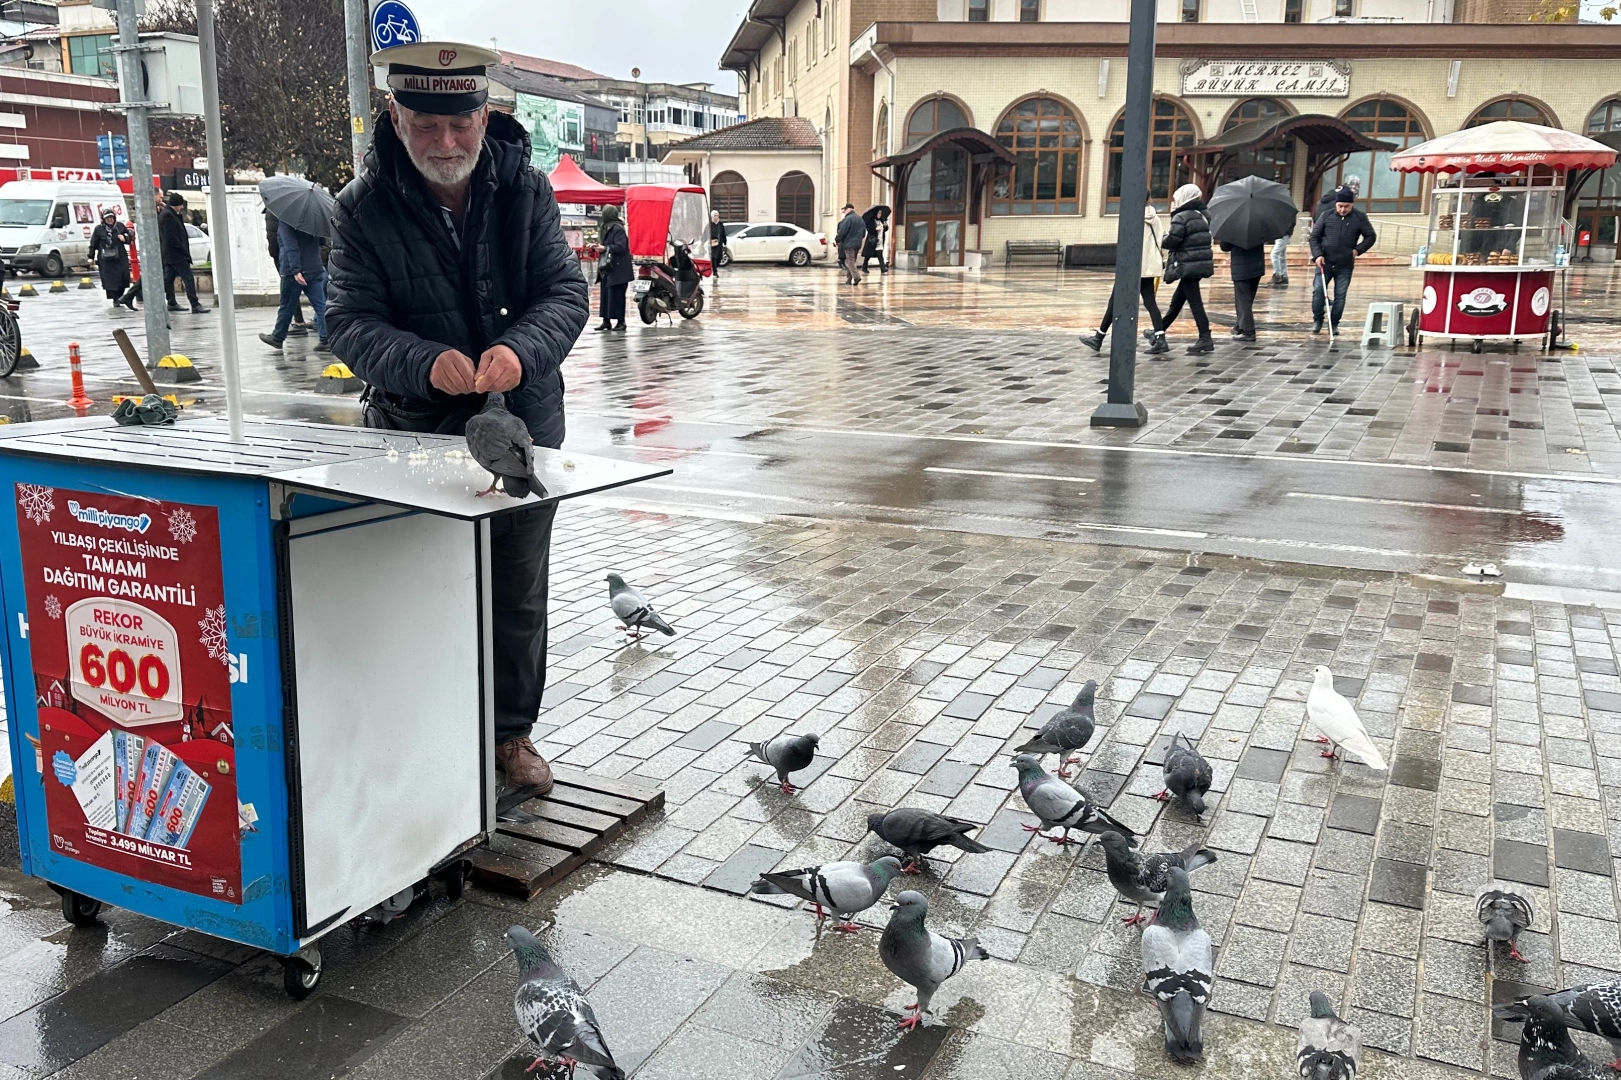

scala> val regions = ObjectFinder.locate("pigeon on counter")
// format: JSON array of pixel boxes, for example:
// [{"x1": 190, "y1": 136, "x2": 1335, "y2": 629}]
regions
[
  {"x1": 1097, "y1": 831, "x2": 1216, "y2": 927},
  {"x1": 1544, "y1": 976, "x2": 1621, "y2": 1071},
  {"x1": 1141, "y1": 866, "x2": 1213, "y2": 1065},
  {"x1": 1476, "y1": 881, "x2": 1535, "y2": 963},
  {"x1": 1493, "y1": 995, "x2": 1609, "y2": 1080},
  {"x1": 1013, "y1": 679, "x2": 1098, "y2": 778},
  {"x1": 866, "y1": 808, "x2": 991, "y2": 873},
  {"x1": 1157, "y1": 732, "x2": 1213, "y2": 817},
  {"x1": 1297, "y1": 991, "x2": 1362, "y2": 1080},
  {"x1": 506, "y1": 925, "x2": 625, "y2": 1080},
  {"x1": 1010, "y1": 753, "x2": 1136, "y2": 850},
  {"x1": 606, "y1": 573, "x2": 675, "y2": 640},
  {"x1": 1306, "y1": 665, "x2": 1387, "y2": 770},
  {"x1": 878, "y1": 890, "x2": 988, "y2": 1031},
  {"x1": 748, "y1": 732, "x2": 820, "y2": 794},
  {"x1": 465, "y1": 391, "x2": 547, "y2": 499},
  {"x1": 750, "y1": 856, "x2": 903, "y2": 932}
]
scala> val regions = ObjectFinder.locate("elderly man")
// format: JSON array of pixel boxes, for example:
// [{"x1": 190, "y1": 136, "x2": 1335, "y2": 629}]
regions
[
  {"x1": 1309, "y1": 186, "x2": 1377, "y2": 336},
  {"x1": 326, "y1": 41, "x2": 589, "y2": 796}
]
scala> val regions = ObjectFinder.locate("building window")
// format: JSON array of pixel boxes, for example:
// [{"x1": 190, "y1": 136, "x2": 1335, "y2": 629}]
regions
[
  {"x1": 1466, "y1": 98, "x2": 1551, "y2": 127},
  {"x1": 1219, "y1": 98, "x2": 1294, "y2": 189},
  {"x1": 826, "y1": 0, "x2": 838, "y2": 50},
  {"x1": 907, "y1": 97, "x2": 968, "y2": 142},
  {"x1": 788, "y1": 39, "x2": 797, "y2": 77},
  {"x1": 66, "y1": 34, "x2": 115, "y2": 78},
  {"x1": 991, "y1": 96, "x2": 1082, "y2": 215},
  {"x1": 968, "y1": 0, "x2": 989, "y2": 20},
  {"x1": 904, "y1": 97, "x2": 970, "y2": 221},
  {"x1": 1325, "y1": 98, "x2": 1428, "y2": 214},
  {"x1": 710, "y1": 171, "x2": 748, "y2": 222},
  {"x1": 776, "y1": 171, "x2": 814, "y2": 229},
  {"x1": 1181, "y1": 0, "x2": 1200, "y2": 21},
  {"x1": 1107, "y1": 97, "x2": 1196, "y2": 213},
  {"x1": 1020, "y1": 0, "x2": 1041, "y2": 19},
  {"x1": 1284, "y1": 0, "x2": 1303, "y2": 21},
  {"x1": 1333, "y1": 0, "x2": 1354, "y2": 14}
]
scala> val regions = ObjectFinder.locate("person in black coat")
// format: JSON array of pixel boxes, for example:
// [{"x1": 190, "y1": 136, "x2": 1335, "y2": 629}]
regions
[
  {"x1": 1309, "y1": 187, "x2": 1378, "y2": 334},
  {"x1": 1221, "y1": 240, "x2": 1267, "y2": 341},
  {"x1": 87, "y1": 208, "x2": 133, "y2": 307},
  {"x1": 1159, "y1": 184, "x2": 1215, "y2": 354},
  {"x1": 325, "y1": 44, "x2": 589, "y2": 795},
  {"x1": 158, "y1": 192, "x2": 204, "y2": 313},
  {"x1": 594, "y1": 203, "x2": 632, "y2": 330},
  {"x1": 707, "y1": 209, "x2": 727, "y2": 278}
]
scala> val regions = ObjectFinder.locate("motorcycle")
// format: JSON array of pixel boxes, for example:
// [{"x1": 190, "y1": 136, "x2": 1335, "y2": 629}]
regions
[
  {"x1": 626, "y1": 182, "x2": 710, "y2": 325},
  {"x1": 635, "y1": 242, "x2": 704, "y2": 324}
]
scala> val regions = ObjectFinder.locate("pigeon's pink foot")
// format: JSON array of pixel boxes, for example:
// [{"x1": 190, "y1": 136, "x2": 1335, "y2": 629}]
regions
[
  {"x1": 1020, "y1": 823, "x2": 1044, "y2": 833},
  {"x1": 1509, "y1": 944, "x2": 1527, "y2": 963},
  {"x1": 902, "y1": 860, "x2": 924, "y2": 874},
  {"x1": 780, "y1": 782, "x2": 798, "y2": 795},
  {"x1": 1121, "y1": 912, "x2": 1148, "y2": 927},
  {"x1": 524, "y1": 1056, "x2": 547, "y2": 1074},
  {"x1": 832, "y1": 921, "x2": 861, "y2": 934},
  {"x1": 1320, "y1": 748, "x2": 1339, "y2": 760},
  {"x1": 1604, "y1": 1058, "x2": 1621, "y2": 1072},
  {"x1": 812, "y1": 903, "x2": 826, "y2": 921},
  {"x1": 897, "y1": 1013, "x2": 922, "y2": 1031},
  {"x1": 1153, "y1": 789, "x2": 1171, "y2": 802},
  {"x1": 1313, "y1": 736, "x2": 1331, "y2": 744},
  {"x1": 1047, "y1": 833, "x2": 1081, "y2": 847},
  {"x1": 1057, "y1": 764, "x2": 1073, "y2": 779}
]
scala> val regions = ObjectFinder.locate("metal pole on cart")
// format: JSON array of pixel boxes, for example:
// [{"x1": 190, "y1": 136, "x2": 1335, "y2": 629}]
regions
[{"x1": 194, "y1": 0, "x2": 245, "y2": 440}]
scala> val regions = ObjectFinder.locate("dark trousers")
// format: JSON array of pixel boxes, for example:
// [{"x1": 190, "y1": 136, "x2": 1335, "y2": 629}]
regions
[
  {"x1": 708, "y1": 243, "x2": 723, "y2": 275},
  {"x1": 1233, "y1": 276, "x2": 1261, "y2": 336},
  {"x1": 491, "y1": 502, "x2": 555, "y2": 745},
  {"x1": 1162, "y1": 276, "x2": 1210, "y2": 336},
  {"x1": 272, "y1": 270, "x2": 327, "y2": 340},
  {"x1": 600, "y1": 281, "x2": 627, "y2": 321},
  {"x1": 164, "y1": 263, "x2": 200, "y2": 309},
  {"x1": 1312, "y1": 264, "x2": 1354, "y2": 329},
  {"x1": 1100, "y1": 278, "x2": 1163, "y2": 334}
]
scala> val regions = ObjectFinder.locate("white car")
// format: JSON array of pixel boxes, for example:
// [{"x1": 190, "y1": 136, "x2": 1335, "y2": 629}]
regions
[
  {"x1": 720, "y1": 222, "x2": 828, "y2": 267},
  {"x1": 185, "y1": 223, "x2": 211, "y2": 265}
]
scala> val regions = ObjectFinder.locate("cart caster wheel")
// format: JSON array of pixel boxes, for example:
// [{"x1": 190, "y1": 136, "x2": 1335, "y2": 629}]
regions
[
  {"x1": 438, "y1": 861, "x2": 468, "y2": 902},
  {"x1": 1407, "y1": 307, "x2": 1421, "y2": 349},
  {"x1": 283, "y1": 947, "x2": 322, "y2": 999},
  {"x1": 1472, "y1": 339, "x2": 1483, "y2": 354},
  {"x1": 61, "y1": 890, "x2": 102, "y2": 927}
]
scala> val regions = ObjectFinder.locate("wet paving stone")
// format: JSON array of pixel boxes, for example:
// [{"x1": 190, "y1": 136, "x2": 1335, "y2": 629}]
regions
[
  {"x1": 1552, "y1": 828, "x2": 1614, "y2": 876},
  {"x1": 776, "y1": 997, "x2": 949, "y2": 1078},
  {"x1": 1368, "y1": 859, "x2": 1429, "y2": 910},
  {"x1": 1493, "y1": 839, "x2": 1552, "y2": 887},
  {"x1": 194, "y1": 996, "x2": 409, "y2": 1080}
]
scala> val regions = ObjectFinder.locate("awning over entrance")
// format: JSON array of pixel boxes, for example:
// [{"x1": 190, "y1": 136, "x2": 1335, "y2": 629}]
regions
[
  {"x1": 1180, "y1": 113, "x2": 1397, "y2": 202},
  {"x1": 870, "y1": 126, "x2": 1019, "y2": 170}
]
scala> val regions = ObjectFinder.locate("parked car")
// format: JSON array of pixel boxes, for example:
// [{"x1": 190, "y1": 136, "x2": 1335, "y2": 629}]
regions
[
  {"x1": 185, "y1": 222, "x2": 211, "y2": 265},
  {"x1": 720, "y1": 221, "x2": 828, "y2": 266}
]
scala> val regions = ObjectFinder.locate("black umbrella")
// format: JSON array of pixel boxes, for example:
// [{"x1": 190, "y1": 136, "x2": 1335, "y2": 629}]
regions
[
  {"x1": 1207, "y1": 175, "x2": 1297, "y2": 250},
  {"x1": 259, "y1": 175, "x2": 336, "y2": 239},
  {"x1": 862, "y1": 204, "x2": 891, "y2": 229}
]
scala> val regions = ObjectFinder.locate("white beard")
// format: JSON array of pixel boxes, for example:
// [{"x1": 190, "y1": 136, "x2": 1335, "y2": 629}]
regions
[{"x1": 405, "y1": 142, "x2": 479, "y2": 187}]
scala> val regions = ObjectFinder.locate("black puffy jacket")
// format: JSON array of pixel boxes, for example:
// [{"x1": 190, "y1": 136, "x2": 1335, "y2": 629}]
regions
[
  {"x1": 1309, "y1": 208, "x2": 1377, "y2": 271},
  {"x1": 1163, "y1": 200, "x2": 1214, "y2": 281},
  {"x1": 326, "y1": 110, "x2": 589, "y2": 446}
]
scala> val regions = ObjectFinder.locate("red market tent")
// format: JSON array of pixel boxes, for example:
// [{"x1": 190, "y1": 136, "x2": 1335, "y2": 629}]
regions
[
  {"x1": 547, "y1": 155, "x2": 622, "y2": 205},
  {"x1": 1390, "y1": 121, "x2": 1617, "y2": 174}
]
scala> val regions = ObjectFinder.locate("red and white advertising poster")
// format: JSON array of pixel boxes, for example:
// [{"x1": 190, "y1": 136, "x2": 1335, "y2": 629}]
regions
[{"x1": 13, "y1": 483, "x2": 242, "y2": 902}]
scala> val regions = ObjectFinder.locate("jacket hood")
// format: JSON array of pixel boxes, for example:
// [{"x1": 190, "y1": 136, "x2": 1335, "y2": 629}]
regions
[
  {"x1": 1172, "y1": 183, "x2": 1203, "y2": 210},
  {"x1": 1176, "y1": 197, "x2": 1207, "y2": 215},
  {"x1": 367, "y1": 107, "x2": 535, "y2": 194},
  {"x1": 1143, "y1": 204, "x2": 1159, "y2": 224}
]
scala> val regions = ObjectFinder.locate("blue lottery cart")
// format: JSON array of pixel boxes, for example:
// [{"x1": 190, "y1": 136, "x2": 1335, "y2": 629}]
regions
[{"x1": 0, "y1": 416, "x2": 667, "y2": 996}]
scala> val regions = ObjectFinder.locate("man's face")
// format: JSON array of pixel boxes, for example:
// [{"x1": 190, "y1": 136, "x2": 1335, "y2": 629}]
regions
[
  {"x1": 391, "y1": 101, "x2": 487, "y2": 188},
  {"x1": 1336, "y1": 201, "x2": 1352, "y2": 216}
]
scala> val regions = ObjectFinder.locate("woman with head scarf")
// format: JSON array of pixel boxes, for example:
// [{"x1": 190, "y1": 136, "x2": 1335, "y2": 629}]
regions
[
  {"x1": 88, "y1": 208, "x2": 134, "y2": 309},
  {"x1": 1159, "y1": 183, "x2": 1215, "y2": 354},
  {"x1": 593, "y1": 203, "x2": 632, "y2": 332},
  {"x1": 1080, "y1": 198, "x2": 1167, "y2": 356}
]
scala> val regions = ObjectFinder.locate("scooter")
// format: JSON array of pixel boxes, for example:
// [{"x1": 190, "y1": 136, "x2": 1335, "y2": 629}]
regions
[{"x1": 636, "y1": 243, "x2": 704, "y2": 324}]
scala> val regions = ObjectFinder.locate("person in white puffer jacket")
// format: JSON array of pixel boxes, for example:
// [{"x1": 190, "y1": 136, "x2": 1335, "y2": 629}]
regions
[{"x1": 1080, "y1": 201, "x2": 1168, "y2": 356}]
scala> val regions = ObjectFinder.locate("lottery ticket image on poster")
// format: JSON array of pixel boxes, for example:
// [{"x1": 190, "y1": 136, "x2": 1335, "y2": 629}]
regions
[{"x1": 14, "y1": 484, "x2": 243, "y2": 902}]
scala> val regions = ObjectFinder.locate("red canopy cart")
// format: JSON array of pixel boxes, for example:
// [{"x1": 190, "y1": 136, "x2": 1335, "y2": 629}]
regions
[
  {"x1": 1392, "y1": 121, "x2": 1615, "y2": 351},
  {"x1": 626, "y1": 183, "x2": 710, "y2": 324}
]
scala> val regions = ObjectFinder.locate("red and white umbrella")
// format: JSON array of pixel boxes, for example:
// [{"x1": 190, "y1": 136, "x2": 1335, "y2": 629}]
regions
[{"x1": 1390, "y1": 121, "x2": 1616, "y2": 174}]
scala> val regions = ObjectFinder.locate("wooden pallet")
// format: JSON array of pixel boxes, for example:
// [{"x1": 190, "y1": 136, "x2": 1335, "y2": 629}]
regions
[{"x1": 469, "y1": 768, "x2": 664, "y2": 899}]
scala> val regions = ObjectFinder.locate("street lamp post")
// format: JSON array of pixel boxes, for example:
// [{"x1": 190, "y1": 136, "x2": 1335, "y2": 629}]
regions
[{"x1": 1090, "y1": 0, "x2": 1156, "y2": 429}]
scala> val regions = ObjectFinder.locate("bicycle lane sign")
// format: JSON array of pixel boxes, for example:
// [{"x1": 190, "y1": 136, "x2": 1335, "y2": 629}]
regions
[{"x1": 371, "y1": 0, "x2": 420, "y2": 52}]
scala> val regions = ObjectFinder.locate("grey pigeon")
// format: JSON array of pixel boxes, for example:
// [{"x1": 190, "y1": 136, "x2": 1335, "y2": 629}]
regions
[
  {"x1": 1010, "y1": 753, "x2": 1136, "y2": 850},
  {"x1": 748, "y1": 732, "x2": 819, "y2": 794},
  {"x1": 878, "y1": 890, "x2": 987, "y2": 1030},
  {"x1": 1097, "y1": 831, "x2": 1216, "y2": 927},
  {"x1": 1297, "y1": 991, "x2": 1361, "y2": 1080},
  {"x1": 605, "y1": 573, "x2": 675, "y2": 640},
  {"x1": 750, "y1": 856, "x2": 903, "y2": 932},
  {"x1": 465, "y1": 391, "x2": 547, "y2": 499},
  {"x1": 1493, "y1": 995, "x2": 1608, "y2": 1080},
  {"x1": 1476, "y1": 880, "x2": 1534, "y2": 963},
  {"x1": 505, "y1": 925, "x2": 625, "y2": 1080},
  {"x1": 1157, "y1": 732, "x2": 1213, "y2": 817},
  {"x1": 866, "y1": 808, "x2": 991, "y2": 873},
  {"x1": 1544, "y1": 977, "x2": 1621, "y2": 1070},
  {"x1": 1141, "y1": 866, "x2": 1213, "y2": 1065},
  {"x1": 1013, "y1": 679, "x2": 1097, "y2": 778}
]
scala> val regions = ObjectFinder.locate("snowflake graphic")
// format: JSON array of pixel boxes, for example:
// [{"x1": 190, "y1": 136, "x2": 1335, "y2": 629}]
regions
[
  {"x1": 167, "y1": 507, "x2": 197, "y2": 544},
  {"x1": 17, "y1": 483, "x2": 53, "y2": 525},
  {"x1": 43, "y1": 595, "x2": 61, "y2": 620},
  {"x1": 198, "y1": 605, "x2": 229, "y2": 665}
]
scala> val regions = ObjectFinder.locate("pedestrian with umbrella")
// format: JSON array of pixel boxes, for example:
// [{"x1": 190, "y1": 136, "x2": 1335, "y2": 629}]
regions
[
  {"x1": 1080, "y1": 197, "x2": 1167, "y2": 356},
  {"x1": 861, "y1": 205, "x2": 890, "y2": 274},
  {"x1": 1207, "y1": 174, "x2": 1298, "y2": 344},
  {"x1": 1159, "y1": 184, "x2": 1216, "y2": 354},
  {"x1": 256, "y1": 175, "x2": 336, "y2": 351}
]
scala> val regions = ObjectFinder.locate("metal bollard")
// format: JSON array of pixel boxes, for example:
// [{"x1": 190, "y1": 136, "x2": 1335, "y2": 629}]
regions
[{"x1": 65, "y1": 341, "x2": 92, "y2": 410}]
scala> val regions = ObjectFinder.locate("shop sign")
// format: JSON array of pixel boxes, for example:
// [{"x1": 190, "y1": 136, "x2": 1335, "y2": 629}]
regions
[
  {"x1": 1180, "y1": 60, "x2": 1351, "y2": 97},
  {"x1": 1458, "y1": 286, "x2": 1509, "y2": 317}
]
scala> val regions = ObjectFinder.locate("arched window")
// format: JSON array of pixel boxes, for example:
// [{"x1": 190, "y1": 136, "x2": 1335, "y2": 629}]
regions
[
  {"x1": 710, "y1": 171, "x2": 748, "y2": 223},
  {"x1": 1107, "y1": 97, "x2": 1195, "y2": 213},
  {"x1": 1590, "y1": 98, "x2": 1621, "y2": 134},
  {"x1": 906, "y1": 97, "x2": 967, "y2": 143},
  {"x1": 902, "y1": 98, "x2": 970, "y2": 218},
  {"x1": 1219, "y1": 98, "x2": 1294, "y2": 189},
  {"x1": 822, "y1": 108, "x2": 834, "y2": 214},
  {"x1": 776, "y1": 171, "x2": 814, "y2": 229},
  {"x1": 1576, "y1": 99, "x2": 1621, "y2": 255},
  {"x1": 1324, "y1": 98, "x2": 1428, "y2": 214},
  {"x1": 1467, "y1": 98, "x2": 1552, "y2": 128},
  {"x1": 990, "y1": 96, "x2": 1083, "y2": 215}
]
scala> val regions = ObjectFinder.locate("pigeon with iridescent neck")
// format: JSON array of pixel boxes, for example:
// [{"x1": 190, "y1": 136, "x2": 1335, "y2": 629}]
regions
[{"x1": 506, "y1": 924, "x2": 624, "y2": 1080}]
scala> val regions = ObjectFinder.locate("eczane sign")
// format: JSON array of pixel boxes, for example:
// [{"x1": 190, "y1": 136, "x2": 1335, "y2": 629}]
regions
[{"x1": 1180, "y1": 60, "x2": 1351, "y2": 97}]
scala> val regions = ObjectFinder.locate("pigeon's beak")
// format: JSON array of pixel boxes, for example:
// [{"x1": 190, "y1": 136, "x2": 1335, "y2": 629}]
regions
[{"x1": 888, "y1": 902, "x2": 900, "y2": 911}]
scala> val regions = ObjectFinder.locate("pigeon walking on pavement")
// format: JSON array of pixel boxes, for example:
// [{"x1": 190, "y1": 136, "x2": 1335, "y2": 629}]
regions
[
  {"x1": 1493, "y1": 995, "x2": 1609, "y2": 1080},
  {"x1": 1157, "y1": 732, "x2": 1214, "y2": 817},
  {"x1": 748, "y1": 732, "x2": 820, "y2": 794},
  {"x1": 878, "y1": 890, "x2": 988, "y2": 1031},
  {"x1": 866, "y1": 808, "x2": 991, "y2": 873},
  {"x1": 1476, "y1": 881, "x2": 1535, "y2": 963},
  {"x1": 605, "y1": 573, "x2": 675, "y2": 640},
  {"x1": 1543, "y1": 976, "x2": 1621, "y2": 1071},
  {"x1": 750, "y1": 856, "x2": 903, "y2": 932},
  {"x1": 1097, "y1": 831, "x2": 1216, "y2": 927},
  {"x1": 1010, "y1": 753, "x2": 1136, "y2": 850},
  {"x1": 1297, "y1": 991, "x2": 1362, "y2": 1080},
  {"x1": 465, "y1": 392, "x2": 547, "y2": 499},
  {"x1": 1141, "y1": 866, "x2": 1214, "y2": 1065},
  {"x1": 505, "y1": 925, "x2": 625, "y2": 1080},
  {"x1": 1013, "y1": 679, "x2": 1097, "y2": 778},
  {"x1": 1306, "y1": 665, "x2": 1387, "y2": 770}
]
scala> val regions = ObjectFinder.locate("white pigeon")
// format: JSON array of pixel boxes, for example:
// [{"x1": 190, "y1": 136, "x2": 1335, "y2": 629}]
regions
[{"x1": 1306, "y1": 666, "x2": 1386, "y2": 770}]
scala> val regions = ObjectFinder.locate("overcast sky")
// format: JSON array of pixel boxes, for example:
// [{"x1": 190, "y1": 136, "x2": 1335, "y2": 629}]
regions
[{"x1": 405, "y1": 0, "x2": 747, "y2": 94}]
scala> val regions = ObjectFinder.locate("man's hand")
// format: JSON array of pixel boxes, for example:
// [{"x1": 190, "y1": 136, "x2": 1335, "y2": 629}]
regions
[
  {"x1": 294, "y1": 272, "x2": 306, "y2": 286},
  {"x1": 430, "y1": 348, "x2": 478, "y2": 395},
  {"x1": 474, "y1": 344, "x2": 522, "y2": 393},
  {"x1": 1315, "y1": 256, "x2": 1326, "y2": 271}
]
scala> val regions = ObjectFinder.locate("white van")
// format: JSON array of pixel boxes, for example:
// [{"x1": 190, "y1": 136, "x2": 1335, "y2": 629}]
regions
[{"x1": 0, "y1": 180, "x2": 129, "y2": 277}]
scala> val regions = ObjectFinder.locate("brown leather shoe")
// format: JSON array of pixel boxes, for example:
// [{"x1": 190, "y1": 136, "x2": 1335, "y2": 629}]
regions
[{"x1": 495, "y1": 736, "x2": 554, "y2": 795}]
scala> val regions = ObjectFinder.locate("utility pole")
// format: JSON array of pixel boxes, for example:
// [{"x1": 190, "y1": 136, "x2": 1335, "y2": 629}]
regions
[
  {"x1": 194, "y1": 0, "x2": 242, "y2": 439},
  {"x1": 111, "y1": 0, "x2": 170, "y2": 367},
  {"x1": 345, "y1": 0, "x2": 370, "y2": 175},
  {"x1": 1090, "y1": 0, "x2": 1156, "y2": 428}
]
